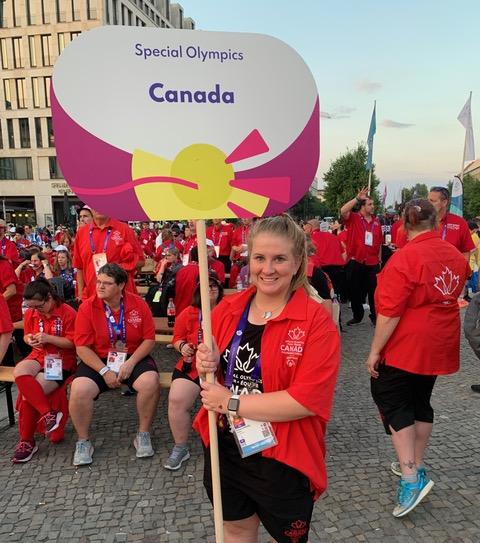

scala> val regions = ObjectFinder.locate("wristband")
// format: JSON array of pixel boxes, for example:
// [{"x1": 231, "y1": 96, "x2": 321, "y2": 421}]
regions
[
  {"x1": 356, "y1": 197, "x2": 362, "y2": 203},
  {"x1": 99, "y1": 365, "x2": 110, "y2": 376}
]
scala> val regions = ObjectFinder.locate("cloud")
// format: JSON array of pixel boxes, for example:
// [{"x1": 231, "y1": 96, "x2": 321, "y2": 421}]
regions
[
  {"x1": 381, "y1": 119, "x2": 414, "y2": 129},
  {"x1": 320, "y1": 106, "x2": 356, "y2": 120},
  {"x1": 355, "y1": 79, "x2": 382, "y2": 94},
  {"x1": 320, "y1": 111, "x2": 332, "y2": 119}
]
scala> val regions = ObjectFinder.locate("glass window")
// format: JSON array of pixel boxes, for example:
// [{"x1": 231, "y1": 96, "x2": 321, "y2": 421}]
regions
[
  {"x1": 26, "y1": 0, "x2": 33, "y2": 25},
  {"x1": 16, "y1": 78, "x2": 27, "y2": 109},
  {"x1": 0, "y1": 121, "x2": 3, "y2": 149},
  {"x1": 41, "y1": 0, "x2": 47, "y2": 24},
  {"x1": 19, "y1": 118, "x2": 30, "y2": 148},
  {"x1": 112, "y1": 0, "x2": 118, "y2": 24},
  {"x1": 7, "y1": 119, "x2": 15, "y2": 148},
  {"x1": 70, "y1": 31, "x2": 80, "y2": 40},
  {"x1": 12, "y1": 37, "x2": 23, "y2": 68},
  {"x1": 0, "y1": 157, "x2": 33, "y2": 180},
  {"x1": 87, "y1": 0, "x2": 96, "y2": 20},
  {"x1": 12, "y1": 0, "x2": 19, "y2": 27},
  {"x1": 47, "y1": 117, "x2": 54, "y2": 147},
  {"x1": 3, "y1": 80, "x2": 12, "y2": 110},
  {"x1": 35, "y1": 117, "x2": 43, "y2": 148},
  {"x1": 32, "y1": 77, "x2": 40, "y2": 108},
  {"x1": 165, "y1": 0, "x2": 170, "y2": 20},
  {"x1": 49, "y1": 156, "x2": 63, "y2": 179},
  {"x1": 0, "y1": 39, "x2": 8, "y2": 69},
  {"x1": 58, "y1": 33, "x2": 65, "y2": 54},
  {"x1": 44, "y1": 76, "x2": 51, "y2": 108},
  {"x1": 41, "y1": 34, "x2": 51, "y2": 66},
  {"x1": 29, "y1": 35, "x2": 37, "y2": 67}
]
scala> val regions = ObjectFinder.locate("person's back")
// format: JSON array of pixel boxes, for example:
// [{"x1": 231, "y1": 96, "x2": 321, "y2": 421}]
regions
[{"x1": 311, "y1": 230, "x2": 344, "y2": 267}]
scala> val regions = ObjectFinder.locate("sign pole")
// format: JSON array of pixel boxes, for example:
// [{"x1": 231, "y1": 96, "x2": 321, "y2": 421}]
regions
[{"x1": 196, "y1": 219, "x2": 224, "y2": 543}]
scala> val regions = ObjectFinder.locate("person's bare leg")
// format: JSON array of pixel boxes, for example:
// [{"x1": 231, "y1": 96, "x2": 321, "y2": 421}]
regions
[
  {"x1": 414, "y1": 421, "x2": 433, "y2": 467},
  {"x1": 390, "y1": 425, "x2": 417, "y2": 477},
  {"x1": 69, "y1": 377, "x2": 99, "y2": 440},
  {"x1": 224, "y1": 514, "x2": 260, "y2": 543},
  {"x1": 133, "y1": 371, "x2": 160, "y2": 432},
  {"x1": 167, "y1": 378, "x2": 199, "y2": 444}
]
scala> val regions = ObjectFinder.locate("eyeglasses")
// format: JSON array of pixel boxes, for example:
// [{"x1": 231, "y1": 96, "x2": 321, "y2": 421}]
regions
[
  {"x1": 208, "y1": 285, "x2": 219, "y2": 291},
  {"x1": 430, "y1": 186, "x2": 449, "y2": 199},
  {"x1": 96, "y1": 280, "x2": 116, "y2": 287}
]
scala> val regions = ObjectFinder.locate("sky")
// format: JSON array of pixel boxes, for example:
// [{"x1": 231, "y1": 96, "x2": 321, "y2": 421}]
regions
[{"x1": 177, "y1": 0, "x2": 479, "y2": 204}]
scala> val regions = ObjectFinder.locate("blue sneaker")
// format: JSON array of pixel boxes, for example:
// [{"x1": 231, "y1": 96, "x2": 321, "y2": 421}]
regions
[{"x1": 392, "y1": 472, "x2": 434, "y2": 517}]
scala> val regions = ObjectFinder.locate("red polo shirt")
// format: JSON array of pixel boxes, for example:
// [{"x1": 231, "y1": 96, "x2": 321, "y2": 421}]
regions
[
  {"x1": 0, "y1": 259, "x2": 24, "y2": 322},
  {"x1": 182, "y1": 235, "x2": 197, "y2": 259},
  {"x1": 344, "y1": 212, "x2": 382, "y2": 265},
  {"x1": 73, "y1": 219, "x2": 144, "y2": 300},
  {"x1": 74, "y1": 290, "x2": 155, "y2": 359},
  {"x1": 139, "y1": 228, "x2": 156, "y2": 257},
  {"x1": 0, "y1": 296, "x2": 13, "y2": 333},
  {"x1": 173, "y1": 305, "x2": 202, "y2": 380},
  {"x1": 0, "y1": 236, "x2": 19, "y2": 264},
  {"x1": 154, "y1": 241, "x2": 184, "y2": 262},
  {"x1": 174, "y1": 263, "x2": 199, "y2": 316},
  {"x1": 208, "y1": 257, "x2": 225, "y2": 284},
  {"x1": 311, "y1": 231, "x2": 345, "y2": 267},
  {"x1": 375, "y1": 231, "x2": 470, "y2": 375},
  {"x1": 231, "y1": 225, "x2": 250, "y2": 260},
  {"x1": 193, "y1": 287, "x2": 340, "y2": 500},
  {"x1": 206, "y1": 224, "x2": 233, "y2": 257},
  {"x1": 24, "y1": 302, "x2": 77, "y2": 371}
]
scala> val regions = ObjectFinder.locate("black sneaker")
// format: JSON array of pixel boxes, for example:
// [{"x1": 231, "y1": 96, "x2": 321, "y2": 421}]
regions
[
  {"x1": 471, "y1": 385, "x2": 480, "y2": 393},
  {"x1": 346, "y1": 318, "x2": 362, "y2": 326}
]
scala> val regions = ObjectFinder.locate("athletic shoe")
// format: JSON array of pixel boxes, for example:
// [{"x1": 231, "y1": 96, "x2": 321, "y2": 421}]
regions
[
  {"x1": 41, "y1": 410, "x2": 63, "y2": 435},
  {"x1": 392, "y1": 473, "x2": 434, "y2": 518},
  {"x1": 346, "y1": 318, "x2": 362, "y2": 326},
  {"x1": 164, "y1": 446, "x2": 190, "y2": 470},
  {"x1": 73, "y1": 440, "x2": 94, "y2": 466},
  {"x1": 391, "y1": 462, "x2": 427, "y2": 479},
  {"x1": 471, "y1": 384, "x2": 480, "y2": 393},
  {"x1": 11, "y1": 440, "x2": 38, "y2": 463},
  {"x1": 133, "y1": 432, "x2": 154, "y2": 458}
]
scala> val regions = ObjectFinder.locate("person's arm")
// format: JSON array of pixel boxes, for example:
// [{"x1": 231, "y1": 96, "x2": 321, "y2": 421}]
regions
[
  {"x1": 366, "y1": 314, "x2": 401, "y2": 378},
  {"x1": 14, "y1": 260, "x2": 29, "y2": 278},
  {"x1": 77, "y1": 344, "x2": 120, "y2": 389},
  {"x1": 462, "y1": 251, "x2": 471, "y2": 261},
  {"x1": 76, "y1": 268, "x2": 85, "y2": 299},
  {"x1": 0, "y1": 331, "x2": 12, "y2": 364},
  {"x1": 43, "y1": 260, "x2": 54, "y2": 279},
  {"x1": 2, "y1": 283, "x2": 16, "y2": 301},
  {"x1": 340, "y1": 186, "x2": 368, "y2": 220},
  {"x1": 33, "y1": 332, "x2": 74, "y2": 350}
]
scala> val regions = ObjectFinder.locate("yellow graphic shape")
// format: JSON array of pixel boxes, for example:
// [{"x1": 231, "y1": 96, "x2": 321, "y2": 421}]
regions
[{"x1": 132, "y1": 145, "x2": 269, "y2": 220}]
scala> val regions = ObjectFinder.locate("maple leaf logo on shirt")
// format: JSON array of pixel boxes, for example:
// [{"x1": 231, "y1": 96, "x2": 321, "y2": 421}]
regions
[
  {"x1": 288, "y1": 327, "x2": 305, "y2": 341},
  {"x1": 433, "y1": 266, "x2": 459, "y2": 296},
  {"x1": 223, "y1": 343, "x2": 259, "y2": 373}
]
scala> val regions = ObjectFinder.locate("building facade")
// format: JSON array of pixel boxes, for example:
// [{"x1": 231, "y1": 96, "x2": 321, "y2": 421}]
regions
[{"x1": 0, "y1": 0, "x2": 194, "y2": 227}]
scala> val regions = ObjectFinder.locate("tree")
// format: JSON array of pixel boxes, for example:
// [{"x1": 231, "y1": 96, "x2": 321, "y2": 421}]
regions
[
  {"x1": 323, "y1": 144, "x2": 380, "y2": 215},
  {"x1": 288, "y1": 192, "x2": 333, "y2": 220},
  {"x1": 462, "y1": 174, "x2": 480, "y2": 218},
  {"x1": 401, "y1": 183, "x2": 428, "y2": 203}
]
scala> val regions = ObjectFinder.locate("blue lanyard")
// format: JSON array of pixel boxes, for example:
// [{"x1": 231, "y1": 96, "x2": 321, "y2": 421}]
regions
[
  {"x1": 361, "y1": 216, "x2": 376, "y2": 231},
  {"x1": 441, "y1": 213, "x2": 448, "y2": 241},
  {"x1": 104, "y1": 300, "x2": 126, "y2": 346},
  {"x1": 0, "y1": 237, "x2": 6, "y2": 255},
  {"x1": 197, "y1": 309, "x2": 203, "y2": 345},
  {"x1": 90, "y1": 226, "x2": 112, "y2": 254},
  {"x1": 224, "y1": 300, "x2": 261, "y2": 388}
]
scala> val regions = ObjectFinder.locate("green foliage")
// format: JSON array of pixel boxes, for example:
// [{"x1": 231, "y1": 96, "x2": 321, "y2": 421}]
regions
[
  {"x1": 400, "y1": 183, "x2": 428, "y2": 202},
  {"x1": 288, "y1": 192, "x2": 333, "y2": 220},
  {"x1": 462, "y1": 174, "x2": 480, "y2": 218},
  {"x1": 323, "y1": 144, "x2": 380, "y2": 214}
]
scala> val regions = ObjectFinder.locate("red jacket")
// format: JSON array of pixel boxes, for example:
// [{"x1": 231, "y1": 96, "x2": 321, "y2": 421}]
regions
[
  {"x1": 0, "y1": 296, "x2": 13, "y2": 333},
  {"x1": 206, "y1": 224, "x2": 232, "y2": 257},
  {"x1": 311, "y1": 231, "x2": 345, "y2": 267},
  {"x1": 376, "y1": 231, "x2": 470, "y2": 375},
  {"x1": 344, "y1": 212, "x2": 382, "y2": 265},
  {"x1": 173, "y1": 305, "x2": 202, "y2": 380},
  {"x1": 193, "y1": 287, "x2": 340, "y2": 500}
]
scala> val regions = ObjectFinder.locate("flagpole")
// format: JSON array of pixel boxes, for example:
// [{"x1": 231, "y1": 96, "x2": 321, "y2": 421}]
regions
[
  {"x1": 368, "y1": 169, "x2": 372, "y2": 195},
  {"x1": 367, "y1": 99, "x2": 376, "y2": 195},
  {"x1": 459, "y1": 91, "x2": 472, "y2": 183}
]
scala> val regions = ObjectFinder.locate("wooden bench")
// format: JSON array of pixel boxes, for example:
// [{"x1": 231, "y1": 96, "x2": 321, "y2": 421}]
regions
[{"x1": 0, "y1": 365, "x2": 173, "y2": 428}]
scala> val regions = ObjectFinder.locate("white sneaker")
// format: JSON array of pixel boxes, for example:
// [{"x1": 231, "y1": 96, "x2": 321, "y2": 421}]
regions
[
  {"x1": 73, "y1": 440, "x2": 94, "y2": 466},
  {"x1": 134, "y1": 432, "x2": 154, "y2": 458}
]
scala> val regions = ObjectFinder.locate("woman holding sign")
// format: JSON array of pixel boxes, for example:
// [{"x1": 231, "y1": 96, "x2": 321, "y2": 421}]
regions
[
  {"x1": 70, "y1": 263, "x2": 159, "y2": 466},
  {"x1": 11, "y1": 279, "x2": 77, "y2": 463},
  {"x1": 194, "y1": 215, "x2": 340, "y2": 543}
]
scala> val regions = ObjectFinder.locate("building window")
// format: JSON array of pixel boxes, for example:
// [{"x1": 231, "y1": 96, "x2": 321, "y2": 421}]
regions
[
  {"x1": 70, "y1": 31, "x2": 81, "y2": 40},
  {"x1": 3, "y1": 80, "x2": 12, "y2": 110},
  {"x1": 41, "y1": 35, "x2": 52, "y2": 66},
  {"x1": 165, "y1": 0, "x2": 170, "y2": 20},
  {"x1": 29, "y1": 35, "x2": 37, "y2": 67},
  {"x1": 179, "y1": 7, "x2": 183, "y2": 28},
  {"x1": 16, "y1": 78, "x2": 27, "y2": 109},
  {"x1": 12, "y1": 0, "x2": 19, "y2": 27},
  {"x1": 41, "y1": 0, "x2": 47, "y2": 24},
  {"x1": 47, "y1": 117, "x2": 54, "y2": 147},
  {"x1": 87, "y1": 0, "x2": 97, "y2": 20},
  {"x1": 12, "y1": 37, "x2": 23, "y2": 68},
  {"x1": 0, "y1": 158, "x2": 33, "y2": 180},
  {"x1": 44, "y1": 76, "x2": 51, "y2": 108},
  {"x1": 32, "y1": 78, "x2": 40, "y2": 108},
  {"x1": 0, "y1": 39, "x2": 8, "y2": 69},
  {"x1": 71, "y1": 0, "x2": 80, "y2": 21},
  {"x1": 0, "y1": 121, "x2": 3, "y2": 149},
  {"x1": 7, "y1": 119, "x2": 15, "y2": 148},
  {"x1": 49, "y1": 156, "x2": 63, "y2": 179},
  {"x1": 112, "y1": 0, "x2": 118, "y2": 24},
  {"x1": 58, "y1": 33, "x2": 67, "y2": 54},
  {"x1": 26, "y1": 0, "x2": 33, "y2": 25},
  {"x1": 35, "y1": 117, "x2": 43, "y2": 148},
  {"x1": 19, "y1": 118, "x2": 30, "y2": 148}
]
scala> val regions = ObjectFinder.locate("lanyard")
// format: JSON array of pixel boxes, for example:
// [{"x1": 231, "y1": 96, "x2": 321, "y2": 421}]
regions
[
  {"x1": 441, "y1": 213, "x2": 448, "y2": 241},
  {"x1": 38, "y1": 316, "x2": 62, "y2": 336},
  {"x1": 0, "y1": 237, "x2": 5, "y2": 255},
  {"x1": 104, "y1": 300, "x2": 126, "y2": 346},
  {"x1": 241, "y1": 227, "x2": 248, "y2": 245},
  {"x1": 224, "y1": 300, "x2": 261, "y2": 388},
  {"x1": 360, "y1": 216, "x2": 376, "y2": 231},
  {"x1": 197, "y1": 309, "x2": 203, "y2": 345},
  {"x1": 212, "y1": 228, "x2": 222, "y2": 245},
  {"x1": 90, "y1": 226, "x2": 112, "y2": 254}
]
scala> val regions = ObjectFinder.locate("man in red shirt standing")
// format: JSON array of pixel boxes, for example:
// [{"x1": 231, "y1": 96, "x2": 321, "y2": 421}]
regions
[
  {"x1": 73, "y1": 210, "x2": 144, "y2": 301},
  {"x1": 206, "y1": 218, "x2": 233, "y2": 276},
  {"x1": 341, "y1": 187, "x2": 383, "y2": 325},
  {"x1": 138, "y1": 221, "x2": 156, "y2": 258},
  {"x1": 0, "y1": 219, "x2": 19, "y2": 264}
]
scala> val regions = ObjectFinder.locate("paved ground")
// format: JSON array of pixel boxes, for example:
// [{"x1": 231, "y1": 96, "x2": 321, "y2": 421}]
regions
[{"x1": 0, "y1": 306, "x2": 479, "y2": 542}]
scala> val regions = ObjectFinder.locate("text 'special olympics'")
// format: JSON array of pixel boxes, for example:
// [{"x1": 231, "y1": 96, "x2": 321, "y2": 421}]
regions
[{"x1": 135, "y1": 43, "x2": 245, "y2": 63}]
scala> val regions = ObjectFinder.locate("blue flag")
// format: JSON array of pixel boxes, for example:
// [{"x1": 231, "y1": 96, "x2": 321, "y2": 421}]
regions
[
  {"x1": 450, "y1": 178, "x2": 463, "y2": 217},
  {"x1": 366, "y1": 102, "x2": 376, "y2": 171}
]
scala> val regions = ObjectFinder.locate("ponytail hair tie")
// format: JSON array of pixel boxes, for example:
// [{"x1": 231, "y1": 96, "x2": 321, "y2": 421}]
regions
[{"x1": 414, "y1": 205, "x2": 421, "y2": 212}]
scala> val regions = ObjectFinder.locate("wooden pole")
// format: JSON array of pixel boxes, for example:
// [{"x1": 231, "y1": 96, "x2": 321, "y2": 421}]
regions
[{"x1": 195, "y1": 219, "x2": 224, "y2": 543}]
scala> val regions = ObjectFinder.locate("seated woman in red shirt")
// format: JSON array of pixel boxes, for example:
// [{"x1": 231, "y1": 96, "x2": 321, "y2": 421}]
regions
[
  {"x1": 12, "y1": 279, "x2": 77, "y2": 463},
  {"x1": 164, "y1": 275, "x2": 224, "y2": 471},
  {"x1": 0, "y1": 295, "x2": 13, "y2": 364},
  {"x1": 70, "y1": 263, "x2": 160, "y2": 467},
  {"x1": 15, "y1": 251, "x2": 49, "y2": 284},
  {"x1": 195, "y1": 214, "x2": 340, "y2": 543},
  {"x1": 367, "y1": 199, "x2": 470, "y2": 518}
]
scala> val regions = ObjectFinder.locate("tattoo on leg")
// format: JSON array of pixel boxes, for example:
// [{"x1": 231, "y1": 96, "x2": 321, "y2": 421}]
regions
[{"x1": 402, "y1": 460, "x2": 416, "y2": 470}]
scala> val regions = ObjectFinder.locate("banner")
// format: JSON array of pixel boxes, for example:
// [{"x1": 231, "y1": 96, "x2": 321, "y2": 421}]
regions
[{"x1": 450, "y1": 177, "x2": 463, "y2": 217}]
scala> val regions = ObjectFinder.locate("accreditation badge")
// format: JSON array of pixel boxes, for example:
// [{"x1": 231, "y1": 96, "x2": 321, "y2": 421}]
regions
[
  {"x1": 92, "y1": 252, "x2": 108, "y2": 274},
  {"x1": 214, "y1": 245, "x2": 220, "y2": 258},
  {"x1": 364, "y1": 231, "x2": 373, "y2": 246},
  {"x1": 44, "y1": 354, "x2": 63, "y2": 380},
  {"x1": 106, "y1": 351, "x2": 127, "y2": 373},
  {"x1": 152, "y1": 287, "x2": 162, "y2": 303},
  {"x1": 228, "y1": 414, "x2": 277, "y2": 458}
]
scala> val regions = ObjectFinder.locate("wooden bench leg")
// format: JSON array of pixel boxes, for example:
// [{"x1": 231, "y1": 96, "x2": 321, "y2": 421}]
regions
[{"x1": 5, "y1": 383, "x2": 15, "y2": 426}]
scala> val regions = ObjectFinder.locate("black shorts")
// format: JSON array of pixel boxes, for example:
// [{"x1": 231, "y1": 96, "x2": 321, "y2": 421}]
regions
[
  {"x1": 171, "y1": 367, "x2": 200, "y2": 386},
  {"x1": 74, "y1": 356, "x2": 158, "y2": 395},
  {"x1": 204, "y1": 434, "x2": 314, "y2": 543},
  {"x1": 371, "y1": 364, "x2": 437, "y2": 435}
]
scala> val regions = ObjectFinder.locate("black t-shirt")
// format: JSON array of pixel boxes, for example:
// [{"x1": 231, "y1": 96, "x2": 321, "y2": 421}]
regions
[
  {"x1": 220, "y1": 320, "x2": 265, "y2": 395},
  {"x1": 309, "y1": 267, "x2": 331, "y2": 300}
]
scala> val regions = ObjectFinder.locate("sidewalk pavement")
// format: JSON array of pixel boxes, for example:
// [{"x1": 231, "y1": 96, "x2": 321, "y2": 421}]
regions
[{"x1": 0, "y1": 306, "x2": 479, "y2": 542}]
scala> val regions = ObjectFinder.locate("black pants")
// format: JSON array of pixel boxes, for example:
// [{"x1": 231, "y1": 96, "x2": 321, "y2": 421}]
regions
[
  {"x1": 346, "y1": 260, "x2": 379, "y2": 322},
  {"x1": 321, "y1": 265, "x2": 347, "y2": 303}
]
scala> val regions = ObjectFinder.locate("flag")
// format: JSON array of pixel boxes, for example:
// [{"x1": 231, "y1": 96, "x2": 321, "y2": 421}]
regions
[
  {"x1": 366, "y1": 101, "x2": 376, "y2": 171},
  {"x1": 457, "y1": 92, "x2": 475, "y2": 163},
  {"x1": 381, "y1": 185, "x2": 387, "y2": 206},
  {"x1": 450, "y1": 177, "x2": 463, "y2": 217}
]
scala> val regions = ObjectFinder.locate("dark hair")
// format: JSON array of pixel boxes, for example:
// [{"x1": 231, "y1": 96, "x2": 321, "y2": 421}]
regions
[
  {"x1": 31, "y1": 251, "x2": 46, "y2": 261},
  {"x1": 468, "y1": 220, "x2": 478, "y2": 230},
  {"x1": 162, "y1": 230, "x2": 173, "y2": 242},
  {"x1": 403, "y1": 199, "x2": 437, "y2": 231},
  {"x1": 189, "y1": 246, "x2": 199, "y2": 262},
  {"x1": 430, "y1": 186, "x2": 449, "y2": 200},
  {"x1": 191, "y1": 276, "x2": 224, "y2": 309},
  {"x1": 15, "y1": 226, "x2": 25, "y2": 236},
  {"x1": 24, "y1": 278, "x2": 62, "y2": 304},
  {"x1": 97, "y1": 263, "x2": 128, "y2": 285}
]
